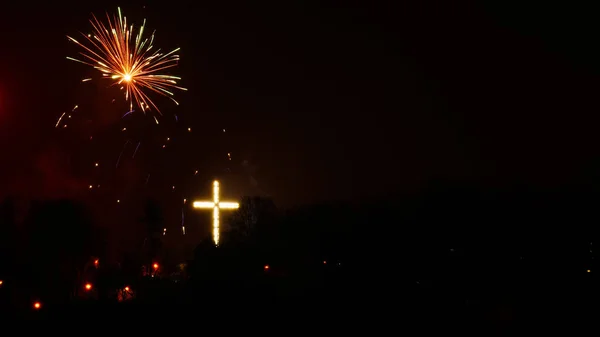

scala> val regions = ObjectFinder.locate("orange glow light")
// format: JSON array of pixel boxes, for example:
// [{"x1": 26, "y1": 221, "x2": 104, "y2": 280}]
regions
[
  {"x1": 153, "y1": 263, "x2": 159, "y2": 270},
  {"x1": 33, "y1": 302, "x2": 41, "y2": 309},
  {"x1": 0, "y1": 280, "x2": 3, "y2": 286},
  {"x1": 124, "y1": 286, "x2": 130, "y2": 291},
  {"x1": 323, "y1": 260, "x2": 327, "y2": 264},
  {"x1": 85, "y1": 283, "x2": 92, "y2": 291},
  {"x1": 94, "y1": 259, "x2": 99, "y2": 266},
  {"x1": 264, "y1": 265, "x2": 270, "y2": 271}
]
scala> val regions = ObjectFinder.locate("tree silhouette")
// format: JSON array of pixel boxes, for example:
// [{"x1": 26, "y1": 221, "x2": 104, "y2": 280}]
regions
[
  {"x1": 140, "y1": 199, "x2": 164, "y2": 266},
  {"x1": 226, "y1": 196, "x2": 278, "y2": 243},
  {"x1": 0, "y1": 197, "x2": 18, "y2": 275},
  {"x1": 21, "y1": 199, "x2": 95, "y2": 303}
]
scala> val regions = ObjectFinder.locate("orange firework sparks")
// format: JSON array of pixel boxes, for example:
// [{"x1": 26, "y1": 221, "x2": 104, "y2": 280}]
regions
[{"x1": 66, "y1": 7, "x2": 186, "y2": 115}]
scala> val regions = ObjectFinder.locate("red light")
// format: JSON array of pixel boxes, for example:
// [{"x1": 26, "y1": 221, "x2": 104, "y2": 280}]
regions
[
  {"x1": 323, "y1": 260, "x2": 327, "y2": 265},
  {"x1": 0, "y1": 280, "x2": 3, "y2": 286},
  {"x1": 85, "y1": 283, "x2": 92, "y2": 291},
  {"x1": 124, "y1": 286, "x2": 130, "y2": 292},
  {"x1": 94, "y1": 259, "x2": 99, "y2": 266},
  {"x1": 33, "y1": 301, "x2": 41, "y2": 310},
  {"x1": 153, "y1": 263, "x2": 159, "y2": 270},
  {"x1": 264, "y1": 265, "x2": 269, "y2": 271}
]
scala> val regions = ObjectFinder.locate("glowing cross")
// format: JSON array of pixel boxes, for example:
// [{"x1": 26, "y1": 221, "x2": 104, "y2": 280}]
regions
[{"x1": 193, "y1": 180, "x2": 239, "y2": 246}]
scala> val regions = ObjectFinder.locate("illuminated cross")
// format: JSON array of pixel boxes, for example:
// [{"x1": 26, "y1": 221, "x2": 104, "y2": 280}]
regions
[{"x1": 193, "y1": 180, "x2": 239, "y2": 246}]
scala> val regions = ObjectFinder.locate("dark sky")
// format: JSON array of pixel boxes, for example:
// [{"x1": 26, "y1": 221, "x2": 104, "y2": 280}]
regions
[{"x1": 1, "y1": 1, "x2": 600, "y2": 212}]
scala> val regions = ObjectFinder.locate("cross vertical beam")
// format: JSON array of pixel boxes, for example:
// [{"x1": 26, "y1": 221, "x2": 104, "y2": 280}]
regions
[{"x1": 193, "y1": 180, "x2": 239, "y2": 245}]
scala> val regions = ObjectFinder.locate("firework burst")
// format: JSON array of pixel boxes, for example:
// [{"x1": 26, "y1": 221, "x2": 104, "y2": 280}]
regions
[{"x1": 67, "y1": 7, "x2": 186, "y2": 115}]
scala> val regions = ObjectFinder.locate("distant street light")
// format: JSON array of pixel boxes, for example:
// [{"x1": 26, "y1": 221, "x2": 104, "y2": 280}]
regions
[{"x1": 33, "y1": 301, "x2": 41, "y2": 310}]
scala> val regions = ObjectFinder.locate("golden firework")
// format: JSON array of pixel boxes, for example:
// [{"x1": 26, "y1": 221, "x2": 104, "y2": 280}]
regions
[{"x1": 67, "y1": 7, "x2": 186, "y2": 114}]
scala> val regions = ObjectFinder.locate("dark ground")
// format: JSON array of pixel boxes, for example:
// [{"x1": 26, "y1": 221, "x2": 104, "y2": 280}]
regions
[{"x1": 1, "y1": 250, "x2": 599, "y2": 334}]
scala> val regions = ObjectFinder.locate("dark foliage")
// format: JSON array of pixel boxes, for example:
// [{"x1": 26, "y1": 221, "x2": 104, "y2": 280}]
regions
[
  {"x1": 2, "y1": 184, "x2": 600, "y2": 331},
  {"x1": 17, "y1": 199, "x2": 97, "y2": 304},
  {"x1": 140, "y1": 198, "x2": 164, "y2": 264}
]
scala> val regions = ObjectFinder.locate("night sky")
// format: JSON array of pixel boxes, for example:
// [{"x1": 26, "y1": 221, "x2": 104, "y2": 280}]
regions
[{"x1": 1, "y1": 1, "x2": 600, "y2": 211}]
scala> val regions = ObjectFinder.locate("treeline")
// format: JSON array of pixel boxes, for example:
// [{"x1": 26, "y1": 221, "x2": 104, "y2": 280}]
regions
[{"x1": 1, "y1": 182, "x2": 599, "y2": 306}]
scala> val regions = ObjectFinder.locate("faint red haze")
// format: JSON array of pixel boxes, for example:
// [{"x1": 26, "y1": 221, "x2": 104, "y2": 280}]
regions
[
  {"x1": 0, "y1": 83, "x2": 8, "y2": 125},
  {"x1": 33, "y1": 146, "x2": 84, "y2": 198},
  {"x1": 3, "y1": 146, "x2": 84, "y2": 200}
]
